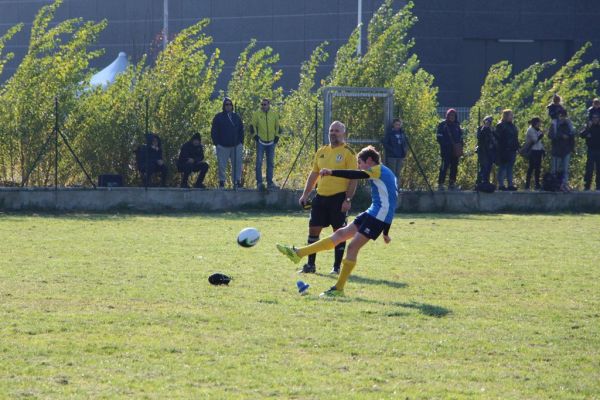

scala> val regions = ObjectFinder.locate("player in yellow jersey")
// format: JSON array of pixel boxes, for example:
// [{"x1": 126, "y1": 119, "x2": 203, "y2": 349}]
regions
[{"x1": 297, "y1": 121, "x2": 357, "y2": 274}]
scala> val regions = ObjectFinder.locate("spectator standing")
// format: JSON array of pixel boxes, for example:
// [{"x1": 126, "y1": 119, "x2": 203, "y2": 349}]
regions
[
  {"x1": 476, "y1": 115, "x2": 497, "y2": 186},
  {"x1": 580, "y1": 113, "x2": 600, "y2": 190},
  {"x1": 587, "y1": 98, "x2": 600, "y2": 121},
  {"x1": 548, "y1": 109, "x2": 575, "y2": 191},
  {"x1": 297, "y1": 121, "x2": 357, "y2": 275},
  {"x1": 136, "y1": 133, "x2": 167, "y2": 187},
  {"x1": 177, "y1": 132, "x2": 209, "y2": 189},
  {"x1": 524, "y1": 117, "x2": 545, "y2": 190},
  {"x1": 250, "y1": 99, "x2": 281, "y2": 190},
  {"x1": 211, "y1": 97, "x2": 244, "y2": 189},
  {"x1": 547, "y1": 94, "x2": 565, "y2": 122},
  {"x1": 381, "y1": 118, "x2": 408, "y2": 190},
  {"x1": 495, "y1": 109, "x2": 520, "y2": 191},
  {"x1": 436, "y1": 108, "x2": 463, "y2": 190}
]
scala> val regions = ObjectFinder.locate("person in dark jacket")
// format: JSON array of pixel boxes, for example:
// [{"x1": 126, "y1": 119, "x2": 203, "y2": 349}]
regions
[
  {"x1": 549, "y1": 109, "x2": 575, "y2": 191},
  {"x1": 211, "y1": 97, "x2": 244, "y2": 189},
  {"x1": 177, "y1": 132, "x2": 209, "y2": 189},
  {"x1": 381, "y1": 118, "x2": 408, "y2": 190},
  {"x1": 136, "y1": 133, "x2": 168, "y2": 187},
  {"x1": 476, "y1": 115, "x2": 497, "y2": 186},
  {"x1": 580, "y1": 113, "x2": 600, "y2": 190},
  {"x1": 588, "y1": 98, "x2": 600, "y2": 121},
  {"x1": 524, "y1": 117, "x2": 545, "y2": 190},
  {"x1": 547, "y1": 94, "x2": 565, "y2": 122},
  {"x1": 436, "y1": 108, "x2": 463, "y2": 190},
  {"x1": 495, "y1": 109, "x2": 520, "y2": 191}
]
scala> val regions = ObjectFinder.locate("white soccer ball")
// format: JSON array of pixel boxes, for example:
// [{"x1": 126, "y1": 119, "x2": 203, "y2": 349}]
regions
[{"x1": 237, "y1": 227, "x2": 260, "y2": 248}]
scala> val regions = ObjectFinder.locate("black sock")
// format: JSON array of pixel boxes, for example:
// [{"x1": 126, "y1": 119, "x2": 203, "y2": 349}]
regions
[
  {"x1": 307, "y1": 235, "x2": 319, "y2": 266},
  {"x1": 334, "y1": 241, "x2": 346, "y2": 267}
]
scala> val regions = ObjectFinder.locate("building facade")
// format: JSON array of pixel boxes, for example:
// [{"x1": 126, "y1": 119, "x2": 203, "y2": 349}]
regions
[{"x1": 0, "y1": 0, "x2": 598, "y2": 107}]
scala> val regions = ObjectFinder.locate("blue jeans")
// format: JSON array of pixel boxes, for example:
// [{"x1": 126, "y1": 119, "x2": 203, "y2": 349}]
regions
[
  {"x1": 256, "y1": 142, "x2": 276, "y2": 184},
  {"x1": 551, "y1": 153, "x2": 571, "y2": 185},
  {"x1": 497, "y1": 153, "x2": 516, "y2": 187}
]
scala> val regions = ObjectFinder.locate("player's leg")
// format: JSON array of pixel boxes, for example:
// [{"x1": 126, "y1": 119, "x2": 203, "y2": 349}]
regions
[
  {"x1": 333, "y1": 232, "x2": 369, "y2": 291},
  {"x1": 300, "y1": 225, "x2": 322, "y2": 273},
  {"x1": 296, "y1": 224, "x2": 356, "y2": 258},
  {"x1": 277, "y1": 224, "x2": 356, "y2": 264}
]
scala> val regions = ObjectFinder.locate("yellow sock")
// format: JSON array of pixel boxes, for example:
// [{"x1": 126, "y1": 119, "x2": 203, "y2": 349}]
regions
[
  {"x1": 335, "y1": 259, "x2": 356, "y2": 291},
  {"x1": 296, "y1": 237, "x2": 335, "y2": 258}
]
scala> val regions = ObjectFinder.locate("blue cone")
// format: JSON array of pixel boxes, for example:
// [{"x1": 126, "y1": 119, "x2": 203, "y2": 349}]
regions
[{"x1": 296, "y1": 280, "x2": 310, "y2": 295}]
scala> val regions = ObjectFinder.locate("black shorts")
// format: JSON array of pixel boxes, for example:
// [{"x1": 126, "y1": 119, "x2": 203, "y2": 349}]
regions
[
  {"x1": 309, "y1": 192, "x2": 347, "y2": 229},
  {"x1": 352, "y1": 212, "x2": 390, "y2": 240}
]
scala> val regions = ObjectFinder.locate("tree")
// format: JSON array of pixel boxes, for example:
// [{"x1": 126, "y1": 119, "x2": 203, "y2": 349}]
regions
[
  {"x1": 0, "y1": 0, "x2": 106, "y2": 185},
  {"x1": 325, "y1": 0, "x2": 440, "y2": 189},
  {"x1": 466, "y1": 43, "x2": 599, "y2": 189}
]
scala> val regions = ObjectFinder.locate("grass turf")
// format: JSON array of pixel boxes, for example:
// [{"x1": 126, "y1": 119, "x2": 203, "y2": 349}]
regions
[{"x1": 0, "y1": 212, "x2": 599, "y2": 398}]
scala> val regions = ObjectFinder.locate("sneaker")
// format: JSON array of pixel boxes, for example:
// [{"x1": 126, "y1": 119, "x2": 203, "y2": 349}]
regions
[
  {"x1": 498, "y1": 185, "x2": 507, "y2": 191},
  {"x1": 267, "y1": 182, "x2": 278, "y2": 190},
  {"x1": 298, "y1": 263, "x2": 316, "y2": 274},
  {"x1": 276, "y1": 244, "x2": 301, "y2": 264},
  {"x1": 329, "y1": 266, "x2": 340, "y2": 275},
  {"x1": 257, "y1": 183, "x2": 265, "y2": 191},
  {"x1": 319, "y1": 286, "x2": 345, "y2": 298},
  {"x1": 507, "y1": 185, "x2": 518, "y2": 191}
]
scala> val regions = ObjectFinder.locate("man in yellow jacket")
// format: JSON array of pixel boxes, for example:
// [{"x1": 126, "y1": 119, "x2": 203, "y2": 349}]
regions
[{"x1": 250, "y1": 99, "x2": 281, "y2": 190}]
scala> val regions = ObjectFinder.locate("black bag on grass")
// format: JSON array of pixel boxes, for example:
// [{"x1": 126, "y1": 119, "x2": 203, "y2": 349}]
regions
[{"x1": 542, "y1": 172, "x2": 562, "y2": 192}]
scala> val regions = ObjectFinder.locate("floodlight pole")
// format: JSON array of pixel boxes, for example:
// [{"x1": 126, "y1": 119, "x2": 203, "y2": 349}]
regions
[
  {"x1": 357, "y1": 0, "x2": 362, "y2": 56},
  {"x1": 163, "y1": 0, "x2": 169, "y2": 50}
]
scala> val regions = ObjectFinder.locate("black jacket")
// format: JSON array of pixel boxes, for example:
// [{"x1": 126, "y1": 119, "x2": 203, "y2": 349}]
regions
[
  {"x1": 581, "y1": 123, "x2": 600, "y2": 151},
  {"x1": 495, "y1": 121, "x2": 519, "y2": 163},
  {"x1": 136, "y1": 134, "x2": 163, "y2": 171},
  {"x1": 211, "y1": 98, "x2": 244, "y2": 147},
  {"x1": 477, "y1": 126, "x2": 497, "y2": 162},
  {"x1": 177, "y1": 135, "x2": 205, "y2": 171},
  {"x1": 436, "y1": 121, "x2": 463, "y2": 158}
]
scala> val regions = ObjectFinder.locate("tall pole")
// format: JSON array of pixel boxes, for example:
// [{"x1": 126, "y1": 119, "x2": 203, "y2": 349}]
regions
[
  {"x1": 163, "y1": 0, "x2": 169, "y2": 50},
  {"x1": 54, "y1": 96, "x2": 59, "y2": 190},
  {"x1": 357, "y1": 0, "x2": 362, "y2": 56}
]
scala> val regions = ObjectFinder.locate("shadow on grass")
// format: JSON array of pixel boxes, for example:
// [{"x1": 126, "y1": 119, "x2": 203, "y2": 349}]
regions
[
  {"x1": 318, "y1": 273, "x2": 408, "y2": 289},
  {"x1": 329, "y1": 297, "x2": 451, "y2": 318}
]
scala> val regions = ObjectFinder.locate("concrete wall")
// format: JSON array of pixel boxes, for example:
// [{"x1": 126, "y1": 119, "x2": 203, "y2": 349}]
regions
[
  {"x1": 1, "y1": 0, "x2": 598, "y2": 106},
  {"x1": 1, "y1": 188, "x2": 599, "y2": 213}
]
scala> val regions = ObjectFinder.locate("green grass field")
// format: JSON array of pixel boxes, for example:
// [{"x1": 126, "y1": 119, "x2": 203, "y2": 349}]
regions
[{"x1": 0, "y1": 212, "x2": 599, "y2": 399}]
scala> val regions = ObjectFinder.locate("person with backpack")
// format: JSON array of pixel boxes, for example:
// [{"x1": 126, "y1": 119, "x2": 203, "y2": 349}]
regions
[
  {"x1": 495, "y1": 109, "x2": 520, "y2": 191},
  {"x1": 524, "y1": 117, "x2": 545, "y2": 190},
  {"x1": 476, "y1": 115, "x2": 497, "y2": 188},
  {"x1": 548, "y1": 109, "x2": 575, "y2": 192},
  {"x1": 580, "y1": 113, "x2": 600, "y2": 190}
]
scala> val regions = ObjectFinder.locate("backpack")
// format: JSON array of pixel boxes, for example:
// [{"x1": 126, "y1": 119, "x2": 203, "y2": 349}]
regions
[
  {"x1": 476, "y1": 182, "x2": 496, "y2": 193},
  {"x1": 542, "y1": 172, "x2": 563, "y2": 192}
]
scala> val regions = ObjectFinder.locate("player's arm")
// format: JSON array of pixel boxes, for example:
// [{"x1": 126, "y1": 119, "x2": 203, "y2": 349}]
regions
[
  {"x1": 382, "y1": 224, "x2": 391, "y2": 244},
  {"x1": 299, "y1": 171, "x2": 319, "y2": 206},
  {"x1": 321, "y1": 169, "x2": 370, "y2": 179}
]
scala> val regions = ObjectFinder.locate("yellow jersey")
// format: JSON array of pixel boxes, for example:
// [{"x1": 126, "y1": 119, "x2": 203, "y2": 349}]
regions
[{"x1": 312, "y1": 144, "x2": 356, "y2": 196}]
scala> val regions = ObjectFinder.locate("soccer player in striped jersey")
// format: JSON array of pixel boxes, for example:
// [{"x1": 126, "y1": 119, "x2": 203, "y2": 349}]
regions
[{"x1": 277, "y1": 145, "x2": 398, "y2": 297}]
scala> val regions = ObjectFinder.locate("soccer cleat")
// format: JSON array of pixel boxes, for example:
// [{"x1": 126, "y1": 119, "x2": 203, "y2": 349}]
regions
[
  {"x1": 319, "y1": 286, "x2": 345, "y2": 298},
  {"x1": 298, "y1": 263, "x2": 316, "y2": 274},
  {"x1": 276, "y1": 244, "x2": 301, "y2": 264},
  {"x1": 329, "y1": 266, "x2": 340, "y2": 275}
]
